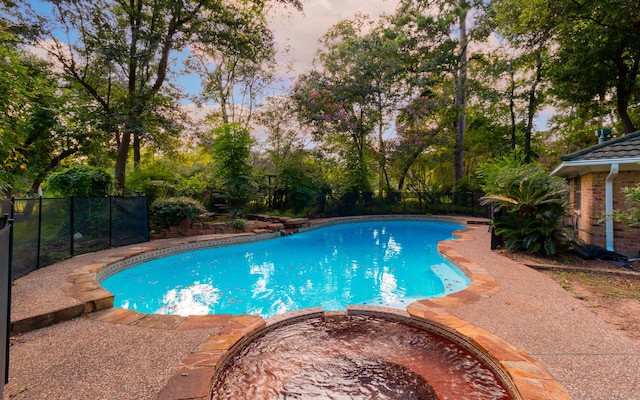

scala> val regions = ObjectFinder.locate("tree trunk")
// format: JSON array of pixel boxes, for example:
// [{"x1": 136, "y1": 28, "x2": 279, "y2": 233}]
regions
[
  {"x1": 378, "y1": 104, "x2": 386, "y2": 197},
  {"x1": 133, "y1": 133, "x2": 141, "y2": 168},
  {"x1": 614, "y1": 54, "x2": 638, "y2": 134},
  {"x1": 453, "y1": 6, "x2": 468, "y2": 190},
  {"x1": 30, "y1": 147, "x2": 80, "y2": 194},
  {"x1": 397, "y1": 143, "x2": 428, "y2": 191},
  {"x1": 618, "y1": 99, "x2": 636, "y2": 134},
  {"x1": 114, "y1": 131, "x2": 131, "y2": 191},
  {"x1": 509, "y1": 66, "x2": 517, "y2": 150},
  {"x1": 524, "y1": 51, "x2": 543, "y2": 162}
]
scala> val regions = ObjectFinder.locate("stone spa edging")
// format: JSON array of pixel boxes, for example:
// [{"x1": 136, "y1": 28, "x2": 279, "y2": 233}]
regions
[{"x1": 14, "y1": 216, "x2": 574, "y2": 400}]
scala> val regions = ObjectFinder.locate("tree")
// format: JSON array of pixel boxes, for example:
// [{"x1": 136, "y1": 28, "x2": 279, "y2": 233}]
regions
[
  {"x1": 0, "y1": 28, "x2": 101, "y2": 197},
  {"x1": 11, "y1": 0, "x2": 301, "y2": 190},
  {"x1": 491, "y1": 0, "x2": 640, "y2": 134},
  {"x1": 255, "y1": 95, "x2": 309, "y2": 208},
  {"x1": 210, "y1": 122, "x2": 256, "y2": 216},
  {"x1": 186, "y1": 25, "x2": 278, "y2": 128},
  {"x1": 256, "y1": 95, "x2": 309, "y2": 164},
  {"x1": 46, "y1": 165, "x2": 112, "y2": 197},
  {"x1": 390, "y1": 95, "x2": 448, "y2": 190},
  {"x1": 470, "y1": 46, "x2": 549, "y2": 163},
  {"x1": 394, "y1": 0, "x2": 488, "y2": 190},
  {"x1": 275, "y1": 156, "x2": 324, "y2": 214},
  {"x1": 294, "y1": 72, "x2": 372, "y2": 194},
  {"x1": 294, "y1": 15, "x2": 404, "y2": 195},
  {"x1": 352, "y1": 21, "x2": 406, "y2": 196},
  {"x1": 0, "y1": 29, "x2": 44, "y2": 196}
]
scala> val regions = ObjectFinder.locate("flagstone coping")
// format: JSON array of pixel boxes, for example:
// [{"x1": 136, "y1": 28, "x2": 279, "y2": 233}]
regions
[{"x1": 14, "y1": 215, "x2": 572, "y2": 400}]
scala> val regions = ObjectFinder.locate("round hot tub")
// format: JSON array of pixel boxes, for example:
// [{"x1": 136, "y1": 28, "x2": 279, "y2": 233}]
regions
[{"x1": 210, "y1": 310, "x2": 519, "y2": 400}]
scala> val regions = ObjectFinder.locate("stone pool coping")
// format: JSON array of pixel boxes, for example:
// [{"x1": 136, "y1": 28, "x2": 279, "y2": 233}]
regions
[{"x1": 12, "y1": 215, "x2": 573, "y2": 400}]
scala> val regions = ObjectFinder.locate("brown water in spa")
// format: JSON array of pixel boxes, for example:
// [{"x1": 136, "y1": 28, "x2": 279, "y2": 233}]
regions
[{"x1": 210, "y1": 315, "x2": 514, "y2": 400}]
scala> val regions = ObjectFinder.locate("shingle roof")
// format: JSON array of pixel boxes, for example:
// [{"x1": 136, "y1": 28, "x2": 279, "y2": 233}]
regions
[{"x1": 561, "y1": 131, "x2": 640, "y2": 161}]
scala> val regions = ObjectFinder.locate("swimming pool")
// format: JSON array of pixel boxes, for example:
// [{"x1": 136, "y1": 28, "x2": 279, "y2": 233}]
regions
[{"x1": 101, "y1": 219, "x2": 470, "y2": 318}]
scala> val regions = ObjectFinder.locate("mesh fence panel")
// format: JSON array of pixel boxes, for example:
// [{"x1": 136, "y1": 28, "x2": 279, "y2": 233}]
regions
[
  {"x1": 7, "y1": 196, "x2": 148, "y2": 278},
  {"x1": 0, "y1": 201, "x2": 10, "y2": 219},
  {"x1": 39, "y1": 198, "x2": 71, "y2": 269},
  {"x1": 72, "y1": 197, "x2": 110, "y2": 255},
  {"x1": 10, "y1": 199, "x2": 39, "y2": 279},
  {"x1": 321, "y1": 191, "x2": 489, "y2": 218},
  {"x1": 112, "y1": 197, "x2": 149, "y2": 247}
]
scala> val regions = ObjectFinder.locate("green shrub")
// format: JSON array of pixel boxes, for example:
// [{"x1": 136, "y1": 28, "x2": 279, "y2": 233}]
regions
[
  {"x1": 138, "y1": 180, "x2": 177, "y2": 203},
  {"x1": 479, "y1": 160, "x2": 569, "y2": 255},
  {"x1": 611, "y1": 185, "x2": 640, "y2": 225},
  {"x1": 46, "y1": 165, "x2": 112, "y2": 197},
  {"x1": 232, "y1": 218, "x2": 246, "y2": 229},
  {"x1": 277, "y1": 159, "x2": 321, "y2": 213},
  {"x1": 219, "y1": 178, "x2": 258, "y2": 217},
  {"x1": 150, "y1": 197, "x2": 206, "y2": 227},
  {"x1": 126, "y1": 161, "x2": 179, "y2": 202}
]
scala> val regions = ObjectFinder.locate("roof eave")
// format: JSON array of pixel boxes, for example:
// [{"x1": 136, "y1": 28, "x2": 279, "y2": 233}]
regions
[{"x1": 551, "y1": 157, "x2": 640, "y2": 177}]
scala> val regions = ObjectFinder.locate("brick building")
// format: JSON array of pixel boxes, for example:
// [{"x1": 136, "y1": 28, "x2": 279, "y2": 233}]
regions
[{"x1": 551, "y1": 131, "x2": 640, "y2": 257}]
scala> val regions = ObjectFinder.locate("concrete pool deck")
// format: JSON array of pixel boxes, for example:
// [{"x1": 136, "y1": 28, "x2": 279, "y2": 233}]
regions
[{"x1": 4, "y1": 217, "x2": 640, "y2": 399}]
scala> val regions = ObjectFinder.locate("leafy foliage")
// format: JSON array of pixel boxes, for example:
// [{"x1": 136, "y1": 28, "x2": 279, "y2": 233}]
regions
[
  {"x1": 210, "y1": 123, "x2": 256, "y2": 216},
  {"x1": 126, "y1": 162, "x2": 180, "y2": 203},
  {"x1": 479, "y1": 157, "x2": 569, "y2": 255},
  {"x1": 150, "y1": 197, "x2": 206, "y2": 227},
  {"x1": 292, "y1": 15, "x2": 408, "y2": 195},
  {"x1": 219, "y1": 179, "x2": 258, "y2": 218},
  {"x1": 491, "y1": 0, "x2": 640, "y2": 134},
  {"x1": 611, "y1": 185, "x2": 640, "y2": 226},
  {"x1": 232, "y1": 218, "x2": 247, "y2": 230},
  {"x1": 0, "y1": 29, "x2": 98, "y2": 197},
  {"x1": 45, "y1": 165, "x2": 112, "y2": 197},
  {"x1": 276, "y1": 157, "x2": 322, "y2": 214},
  {"x1": 211, "y1": 123, "x2": 254, "y2": 183},
  {"x1": 11, "y1": 0, "x2": 300, "y2": 189}
]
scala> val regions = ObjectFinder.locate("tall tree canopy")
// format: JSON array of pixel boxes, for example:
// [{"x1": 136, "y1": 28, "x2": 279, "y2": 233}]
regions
[
  {"x1": 0, "y1": 27, "x2": 100, "y2": 196},
  {"x1": 8, "y1": 0, "x2": 301, "y2": 189},
  {"x1": 491, "y1": 0, "x2": 640, "y2": 134},
  {"x1": 394, "y1": 0, "x2": 488, "y2": 189},
  {"x1": 294, "y1": 15, "x2": 402, "y2": 194}
]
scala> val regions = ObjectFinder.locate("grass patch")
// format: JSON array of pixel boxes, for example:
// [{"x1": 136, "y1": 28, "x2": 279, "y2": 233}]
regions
[{"x1": 548, "y1": 270, "x2": 640, "y2": 301}]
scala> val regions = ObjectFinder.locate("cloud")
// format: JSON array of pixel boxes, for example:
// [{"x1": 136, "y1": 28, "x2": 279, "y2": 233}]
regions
[
  {"x1": 268, "y1": 0, "x2": 399, "y2": 78},
  {"x1": 180, "y1": 103, "x2": 271, "y2": 142}
]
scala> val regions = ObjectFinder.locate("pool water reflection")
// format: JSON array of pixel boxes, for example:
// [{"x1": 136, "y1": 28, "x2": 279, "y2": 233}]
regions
[{"x1": 102, "y1": 220, "x2": 470, "y2": 318}]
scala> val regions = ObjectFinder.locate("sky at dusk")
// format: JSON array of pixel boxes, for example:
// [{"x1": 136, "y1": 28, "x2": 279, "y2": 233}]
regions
[
  {"x1": 268, "y1": 0, "x2": 399, "y2": 80},
  {"x1": 182, "y1": 0, "x2": 401, "y2": 131}
]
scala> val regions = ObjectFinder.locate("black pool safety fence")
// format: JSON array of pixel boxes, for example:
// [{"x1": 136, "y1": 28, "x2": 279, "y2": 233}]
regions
[
  {"x1": 248, "y1": 190, "x2": 491, "y2": 219},
  {"x1": 0, "y1": 196, "x2": 149, "y2": 280},
  {"x1": 1, "y1": 218, "x2": 12, "y2": 398}
]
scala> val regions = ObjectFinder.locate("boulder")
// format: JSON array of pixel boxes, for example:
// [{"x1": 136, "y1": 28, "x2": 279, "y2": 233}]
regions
[{"x1": 283, "y1": 218, "x2": 309, "y2": 228}]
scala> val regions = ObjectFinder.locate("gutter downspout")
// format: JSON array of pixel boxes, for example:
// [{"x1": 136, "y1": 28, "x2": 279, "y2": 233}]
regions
[{"x1": 605, "y1": 163, "x2": 619, "y2": 251}]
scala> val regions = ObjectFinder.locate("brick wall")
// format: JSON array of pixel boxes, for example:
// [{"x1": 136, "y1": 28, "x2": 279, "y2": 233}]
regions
[
  {"x1": 576, "y1": 170, "x2": 640, "y2": 257},
  {"x1": 612, "y1": 171, "x2": 640, "y2": 257}
]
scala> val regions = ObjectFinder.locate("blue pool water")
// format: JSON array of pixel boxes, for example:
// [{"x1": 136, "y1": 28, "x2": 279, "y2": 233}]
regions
[{"x1": 101, "y1": 220, "x2": 470, "y2": 319}]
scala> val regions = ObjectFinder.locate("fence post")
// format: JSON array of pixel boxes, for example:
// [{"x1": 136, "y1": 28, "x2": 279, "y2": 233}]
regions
[
  {"x1": 1, "y1": 219, "x2": 14, "y2": 395},
  {"x1": 70, "y1": 196, "x2": 74, "y2": 257},
  {"x1": 470, "y1": 192, "x2": 475, "y2": 217},
  {"x1": 109, "y1": 196, "x2": 113, "y2": 248},
  {"x1": 36, "y1": 196, "x2": 42, "y2": 269}
]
